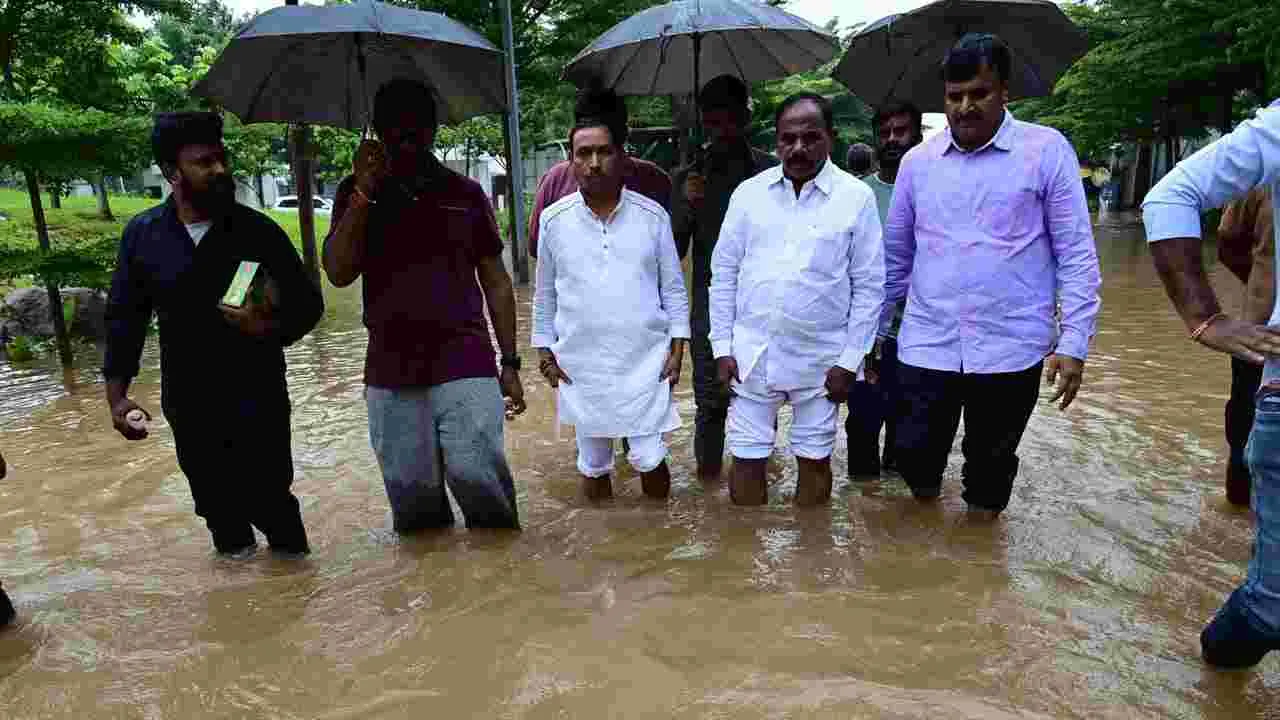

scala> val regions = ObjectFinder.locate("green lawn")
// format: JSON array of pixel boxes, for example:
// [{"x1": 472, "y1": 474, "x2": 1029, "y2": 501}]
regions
[{"x1": 0, "y1": 187, "x2": 328, "y2": 255}]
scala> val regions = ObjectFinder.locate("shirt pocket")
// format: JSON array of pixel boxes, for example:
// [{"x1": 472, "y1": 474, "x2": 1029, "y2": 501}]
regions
[
  {"x1": 976, "y1": 186, "x2": 1040, "y2": 241},
  {"x1": 803, "y1": 223, "x2": 848, "y2": 276}
]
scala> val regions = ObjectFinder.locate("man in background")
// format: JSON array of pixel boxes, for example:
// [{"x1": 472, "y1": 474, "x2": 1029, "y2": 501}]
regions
[
  {"x1": 1217, "y1": 188, "x2": 1275, "y2": 506},
  {"x1": 846, "y1": 101, "x2": 923, "y2": 478},
  {"x1": 846, "y1": 143, "x2": 875, "y2": 177},
  {"x1": 672, "y1": 75, "x2": 778, "y2": 480},
  {"x1": 527, "y1": 87, "x2": 671, "y2": 258}
]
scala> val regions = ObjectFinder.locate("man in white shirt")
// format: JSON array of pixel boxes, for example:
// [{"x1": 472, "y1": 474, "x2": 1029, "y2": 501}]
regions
[
  {"x1": 532, "y1": 114, "x2": 691, "y2": 501},
  {"x1": 710, "y1": 93, "x2": 886, "y2": 506},
  {"x1": 1143, "y1": 99, "x2": 1280, "y2": 669}
]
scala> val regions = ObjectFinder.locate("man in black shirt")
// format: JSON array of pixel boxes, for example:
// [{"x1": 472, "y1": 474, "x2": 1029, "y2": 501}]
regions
[{"x1": 104, "y1": 113, "x2": 324, "y2": 558}]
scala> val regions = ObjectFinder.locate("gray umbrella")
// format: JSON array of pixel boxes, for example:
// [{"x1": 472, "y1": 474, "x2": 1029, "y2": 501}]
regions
[
  {"x1": 193, "y1": 0, "x2": 507, "y2": 130},
  {"x1": 832, "y1": 0, "x2": 1087, "y2": 113},
  {"x1": 562, "y1": 0, "x2": 839, "y2": 97}
]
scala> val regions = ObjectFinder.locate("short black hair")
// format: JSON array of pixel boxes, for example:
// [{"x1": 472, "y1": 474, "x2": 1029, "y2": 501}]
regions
[
  {"x1": 774, "y1": 92, "x2": 834, "y2": 133},
  {"x1": 941, "y1": 33, "x2": 1012, "y2": 85},
  {"x1": 152, "y1": 112, "x2": 223, "y2": 173},
  {"x1": 373, "y1": 78, "x2": 438, "y2": 133},
  {"x1": 699, "y1": 74, "x2": 749, "y2": 113},
  {"x1": 574, "y1": 86, "x2": 629, "y2": 147},
  {"x1": 846, "y1": 143, "x2": 875, "y2": 175},
  {"x1": 872, "y1": 100, "x2": 923, "y2": 136}
]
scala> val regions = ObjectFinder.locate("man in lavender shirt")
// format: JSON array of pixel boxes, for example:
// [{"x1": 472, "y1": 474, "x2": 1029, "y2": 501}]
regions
[{"x1": 881, "y1": 33, "x2": 1101, "y2": 517}]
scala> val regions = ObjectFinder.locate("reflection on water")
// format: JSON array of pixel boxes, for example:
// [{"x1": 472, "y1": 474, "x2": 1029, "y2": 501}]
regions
[{"x1": 1, "y1": 214, "x2": 1277, "y2": 717}]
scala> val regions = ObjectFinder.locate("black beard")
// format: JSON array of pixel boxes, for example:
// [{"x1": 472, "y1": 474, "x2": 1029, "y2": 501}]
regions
[
  {"x1": 877, "y1": 144, "x2": 908, "y2": 170},
  {"x1": 181, "y1": 173, "x2": 236, "y2": 215}
]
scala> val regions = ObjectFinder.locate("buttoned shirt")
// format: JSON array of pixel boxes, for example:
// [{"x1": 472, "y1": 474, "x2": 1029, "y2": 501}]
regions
[
  {"x1": 709, "y1": 159, "x2": 885, "y2": 390},
  {"x1": 882, "y1": 110, "x2": 1102, "y2": 373}
]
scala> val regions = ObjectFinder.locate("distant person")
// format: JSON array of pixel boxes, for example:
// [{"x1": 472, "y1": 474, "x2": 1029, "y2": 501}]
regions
[
  {"x1": 324, "y1": 78, "x2": 526, "y2": 533},
  {"x1": 846, "y1": 142, "x2": 875, "y2": 177},
  {"x1": 710, "y1": 93, "x2": 885, "y2": 505},
  {"x1": 1217, "y1": 188, "x2": 1275, "y2": 506},
  {"x1": 1143, "y1": 99, "x2": 1280, "y2": 669},
  {"x1": 104, "y1": 112, "x2": 325, "y2": 559},
  {"x1": 532, "y1": 111, "x2": 690, "y2": 500},
  {"x1": 527, "y1": 87, "x2": 671, "y2": 258},
  {"x1": 672, "y1": 74, "x2": 778, "y2": 480},
  {"x1": 881, "y1": 33, "x2": 1101, "y2": 518},
  {"x1": 0, "y1": 448, "x2": 11, "y2": 627},
  {"x1": 846, "y1": 101, "x2": 924, "y2": 478}
]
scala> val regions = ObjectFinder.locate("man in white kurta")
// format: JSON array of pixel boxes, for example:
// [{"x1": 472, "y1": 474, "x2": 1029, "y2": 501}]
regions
[
  {"x1": 711, "y1": 93, "x2": 885, "y2": 506},
  {"x1": 532, "y1": 119, "x2": 691, "y2": 500}
]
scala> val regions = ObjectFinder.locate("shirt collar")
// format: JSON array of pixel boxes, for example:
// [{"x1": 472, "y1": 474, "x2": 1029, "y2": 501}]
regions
[
  {"x1": 942, "y1": 109, "x2": 1015, "y2": 156},
  {"x1": 768, "y1": 156, "x2": 835, "y2": 196}
]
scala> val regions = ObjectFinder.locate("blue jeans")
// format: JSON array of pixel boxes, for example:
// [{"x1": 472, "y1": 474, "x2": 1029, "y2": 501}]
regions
[
  {"x1": 367, "y1": 378, "x2": 519, "y2": 532},
  {"x1": 1239, "y1": 386, "x2": 1280, "y2": 631}
]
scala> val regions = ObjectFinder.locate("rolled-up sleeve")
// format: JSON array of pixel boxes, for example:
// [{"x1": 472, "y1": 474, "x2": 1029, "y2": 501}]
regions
[
  {"x1": 1044, "y1": 134, "x2": 1102, "y2": 361},
  {"x1": 709, "y1": 188, "x2": 748, "y2": 359},
  {"x1": 103, "y1": 222, "x2": 153, "y2": 381},
  {"x1": 1143, "y1": 104, "x2": 1280, "y2": 242},
  {"x1": 838, "y1": 195, "x2": 885, "y2": 371}
]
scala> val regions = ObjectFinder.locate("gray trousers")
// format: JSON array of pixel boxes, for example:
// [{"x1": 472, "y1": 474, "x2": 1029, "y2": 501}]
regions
[{"x1": 367, "y1": 378, "x2": 519, "y2": 531}]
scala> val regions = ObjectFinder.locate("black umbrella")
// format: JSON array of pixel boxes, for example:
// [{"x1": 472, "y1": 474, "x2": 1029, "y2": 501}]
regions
[{"x1": 832, "y1": 0, "x2": 1088, "y2": 113}]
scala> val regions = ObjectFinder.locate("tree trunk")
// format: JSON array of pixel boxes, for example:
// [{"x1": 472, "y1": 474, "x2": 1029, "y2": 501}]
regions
[
  {"x1": 23, "y1": 169, "x2": 73, "y2": 367},
  {"x1": 255, "y1": 174, "x2": 266, "y2": 209},
  {"x1": 465, "y1": 136, "x2": 472, "y2": 177},
  {"x1": 289, "y1": 123, "x2": 321, "y2": 288},
  {"x1": 49, "y1": 187, "x2": 61, "y2": 209},
  {"x1": 95, "y1": 174, "x2": 113, "y2": 220},
  {"x1": 500, "y1": 111, "x2": 529, "y2": 283}
]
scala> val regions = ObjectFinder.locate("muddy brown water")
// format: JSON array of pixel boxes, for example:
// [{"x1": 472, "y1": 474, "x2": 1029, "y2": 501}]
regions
[{"x1": 0, "y1": 213, "x2": 1277, "y2": 718}]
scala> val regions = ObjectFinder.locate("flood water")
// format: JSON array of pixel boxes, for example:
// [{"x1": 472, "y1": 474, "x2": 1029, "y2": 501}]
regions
[{"x1": 1, "y1": 213, "x2": 1277, "y2": 718}]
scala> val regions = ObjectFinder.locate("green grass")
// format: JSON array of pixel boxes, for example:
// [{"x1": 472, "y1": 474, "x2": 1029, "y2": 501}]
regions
[{"x1": 0, "y1": 187, "x2": 329, "y2": 254}]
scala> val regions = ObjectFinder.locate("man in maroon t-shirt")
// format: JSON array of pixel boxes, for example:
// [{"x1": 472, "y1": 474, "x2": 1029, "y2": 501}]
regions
[
  {"x1": 527, "y1": 87, "x2": 671, "y2": 258},
  {"x1": 323, "y1": 79, "x2": 526, "y2": 532}
]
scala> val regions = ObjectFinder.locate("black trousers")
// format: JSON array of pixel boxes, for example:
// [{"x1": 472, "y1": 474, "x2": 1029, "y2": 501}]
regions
[
  {"x1": 1227, "y1": 356, "x2": 1263, "y2": 506},
  {"x1": 691, "y1": 281, "x2": 729, "y2": 471},
  {"x1": 845, "y1": 338, "x2": 900, "y2": 474},
  {"x1": 894, "y1": 361, "x2": 1042, "y2": 512},
  {"x1": 167, "y1": 398, "x2": 309, "y2": 555}
]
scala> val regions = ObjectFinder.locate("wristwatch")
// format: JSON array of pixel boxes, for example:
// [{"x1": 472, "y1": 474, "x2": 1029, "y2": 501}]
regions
[{"x1": 500, "y1": 354, "x2": 522, "y2": 371}]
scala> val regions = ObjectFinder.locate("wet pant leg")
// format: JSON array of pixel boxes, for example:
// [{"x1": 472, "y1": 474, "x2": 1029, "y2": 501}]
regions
[{"x1": 957, "y1": 362, "x2": 1042, "y2": 513}]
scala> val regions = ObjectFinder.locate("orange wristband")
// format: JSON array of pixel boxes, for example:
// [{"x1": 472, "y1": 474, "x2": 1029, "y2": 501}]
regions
[{"x1": 1190, "y1": 312, "x2": 1228, "y2": 342}]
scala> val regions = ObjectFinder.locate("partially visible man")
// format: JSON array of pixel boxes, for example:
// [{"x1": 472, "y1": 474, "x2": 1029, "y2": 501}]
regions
[
  {"x1": 527, "y1": 87, "x2": 671, "y2": 258},
  {"x1": 1143, "y1": 99, "x2": 1280, "y2": 669},
  {"x1": 0, "y1": 448, "x2": 11, "y2": 627},
  {"x1": 846, "y1": 143, "x2": 875, "y2": 177},
  {"x1": 711, "y1": 93, "x2": 885, "y2": 506},
  {"x1": 533, "y1": 112, "x2": 690, "y2": 500},
  {"x1": 105, "y1": 112, "x2": 325, "y2": 558},
  {"x1": 882, "y1": 34, "x2": 1101, "y2": 517},
  {"x1": 846, "y1": 101, "x2": 924, "y2": 478},
  {"x1": 672, "y1": 74, "x2": 778, "y2": 480},
  {"x1": 1217, "y1": 188, "x2": 1275, "y2": 506},
  {"x1": 324, "y1": 79, "x2": 526, "y2": 532}
]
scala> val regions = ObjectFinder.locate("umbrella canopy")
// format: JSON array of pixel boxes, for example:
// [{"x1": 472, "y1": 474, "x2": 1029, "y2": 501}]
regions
[
  {"x1": 563, "y1": 0, "x2": 839, "y2": 97},
  {"x1": 194, "y1": 0, "x2": 507, "y2": 130},
  {"x1": 832, "y1": 0, "x2": 1087, "y2": 113}
]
